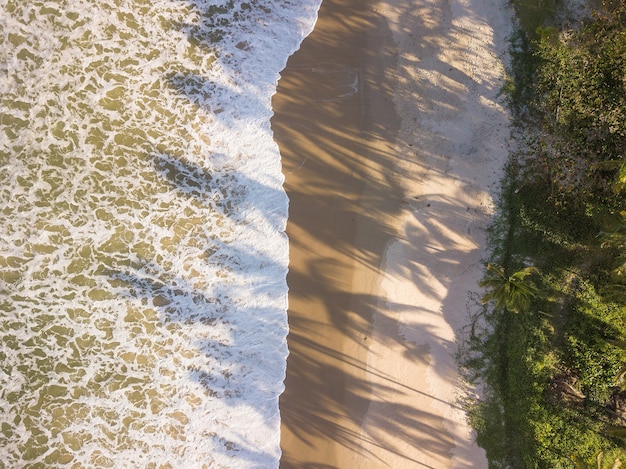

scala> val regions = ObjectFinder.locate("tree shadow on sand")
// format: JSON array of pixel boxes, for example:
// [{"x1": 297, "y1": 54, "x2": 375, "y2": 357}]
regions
[{"x1": 273, "y1": 0, "x2": 511, "y2": 467}]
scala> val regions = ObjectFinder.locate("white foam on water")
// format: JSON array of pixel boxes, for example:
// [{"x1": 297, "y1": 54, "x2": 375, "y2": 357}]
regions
[{"x1": 0, "y1": 0, "x2": 320, "y2": 467}]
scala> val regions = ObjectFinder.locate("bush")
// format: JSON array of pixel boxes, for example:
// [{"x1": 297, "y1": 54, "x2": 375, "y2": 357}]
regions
[{"x1": 462, "y1": 2, "x2": 626, "y2": 467}]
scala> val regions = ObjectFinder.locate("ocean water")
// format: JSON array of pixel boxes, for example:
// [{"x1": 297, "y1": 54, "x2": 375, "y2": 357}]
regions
[{"x1": 0, "y1": 0, "x2": 320, "y2": 467}]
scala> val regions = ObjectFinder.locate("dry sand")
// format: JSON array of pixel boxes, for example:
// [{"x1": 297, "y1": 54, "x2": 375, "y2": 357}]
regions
[{"x1": 272, "y1": 0, "x2": 513, "y2": 467}]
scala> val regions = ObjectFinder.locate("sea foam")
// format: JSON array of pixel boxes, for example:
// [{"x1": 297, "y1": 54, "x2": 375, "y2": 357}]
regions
[{"x1": 0, "y1": 0, "x2": 320, "y2": 466}]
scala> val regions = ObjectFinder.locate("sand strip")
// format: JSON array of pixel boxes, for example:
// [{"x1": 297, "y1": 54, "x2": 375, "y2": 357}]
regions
[{"x1": 272, "y1": 0, "x2": 512, "y2": 467}]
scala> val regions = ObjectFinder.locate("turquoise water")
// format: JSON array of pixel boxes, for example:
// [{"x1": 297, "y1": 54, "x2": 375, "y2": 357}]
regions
[{"x1": 0, "y1": 0, "x2": 319, "y2": 466}]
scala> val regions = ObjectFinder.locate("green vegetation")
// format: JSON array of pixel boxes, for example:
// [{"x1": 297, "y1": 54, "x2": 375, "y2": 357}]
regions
[
  {"x1": 480, "y1": 264, "x2": 540, "y2": 314},
  {"x1": 462, "y1": 1, "x2": 626, "y2": 467}
]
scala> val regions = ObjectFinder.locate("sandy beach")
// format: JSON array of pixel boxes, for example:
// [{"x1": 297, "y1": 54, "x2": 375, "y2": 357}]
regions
[{"x1": 272, "y1": 0, "x2": 512, "y2": 467}]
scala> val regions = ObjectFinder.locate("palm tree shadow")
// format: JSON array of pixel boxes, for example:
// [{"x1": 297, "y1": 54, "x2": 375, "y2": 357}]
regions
[
  {"x1": 98, "y1": 18, "x2": 296, "y2": 456},
  {"x1": 102, "y1": 143, "x2": 289, "y2": 464},
  {"x1": 272, "y1": 0, "x2": 513, "y2": 466}
]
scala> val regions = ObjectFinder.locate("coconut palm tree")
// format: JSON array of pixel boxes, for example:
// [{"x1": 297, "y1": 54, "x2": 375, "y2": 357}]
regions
[{"x1": 480, "y1": 263, "x2": 539, "y2": 314}]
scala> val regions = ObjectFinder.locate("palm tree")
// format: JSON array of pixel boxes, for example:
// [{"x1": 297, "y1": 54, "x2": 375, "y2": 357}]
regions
[{"x1": 480, "y1": 263, "x2": 539, "y2": 314}]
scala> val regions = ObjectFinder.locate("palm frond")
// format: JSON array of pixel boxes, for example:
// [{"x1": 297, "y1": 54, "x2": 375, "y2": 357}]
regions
[{"x1": 480, "y1": 263, "x2": 539, "y2": 313}]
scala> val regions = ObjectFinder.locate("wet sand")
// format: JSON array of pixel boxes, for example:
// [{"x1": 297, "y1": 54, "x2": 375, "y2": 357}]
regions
[{"x1": 272, "y1": 0, "x2": 512, "y2": 467}]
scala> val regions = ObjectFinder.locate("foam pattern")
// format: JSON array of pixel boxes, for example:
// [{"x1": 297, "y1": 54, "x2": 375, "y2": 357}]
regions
[{"x1": 0, "y1": 0, "x2": 320, "y2": 467}]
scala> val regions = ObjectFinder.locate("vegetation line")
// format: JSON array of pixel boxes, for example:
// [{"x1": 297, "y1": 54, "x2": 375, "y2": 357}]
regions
[{"x1": 461, "y1": 0, "x2": 626, "y2": 467}]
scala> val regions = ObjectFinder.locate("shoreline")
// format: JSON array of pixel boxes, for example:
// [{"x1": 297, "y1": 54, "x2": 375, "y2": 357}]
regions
[{"x1": 272, "y1": 0, "x2": 513, "y2": 466}]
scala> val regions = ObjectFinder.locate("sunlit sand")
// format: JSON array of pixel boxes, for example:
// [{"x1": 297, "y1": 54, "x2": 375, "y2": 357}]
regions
[{"x1": 274, "y1": 0, "x2": 513, "y2": 467}]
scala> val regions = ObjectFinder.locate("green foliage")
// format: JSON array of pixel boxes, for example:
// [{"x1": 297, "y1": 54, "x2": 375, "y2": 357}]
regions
[
  {"x1": 462, "y1": 2, "x2": 626, "y2": 467},
  {"x1": 527, "y1": 4, "x2": 626, "y2": 209},
  {"x1": 565, "y1": 280, "x2": 626, "y2": 403},
  {"x1": 509, "y1": 0, "x2": 562, "y2": 41},
  {"x1": 605, "y1": 426, "x2": 626, "y2": 443},
  {"x1": 597, "y1": 160, "x2": 626, "y2": 195},
  {"x1": 571, "y1": 451, "x2": 624, "y2": 469},
  {"x1": 600, "y1": 211, "x2": 626, "y2": 287},
  {"x1": 481, "y1": 264, "x2": 540, "y2": 313}
]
